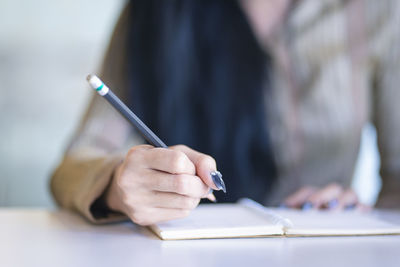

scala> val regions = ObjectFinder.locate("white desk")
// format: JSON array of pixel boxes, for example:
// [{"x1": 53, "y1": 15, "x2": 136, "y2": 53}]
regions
[{"x1": 1, "y1": 209, "x2": 400, "y2": 267}]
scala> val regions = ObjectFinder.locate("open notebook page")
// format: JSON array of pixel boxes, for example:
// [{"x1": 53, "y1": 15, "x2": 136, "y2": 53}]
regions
[
  {"x1": 275, "y1": 209, "x2": 400, "y2": 236},
  {"x1": 150, "y1": 203, "x2": 284, "y2": 240}
]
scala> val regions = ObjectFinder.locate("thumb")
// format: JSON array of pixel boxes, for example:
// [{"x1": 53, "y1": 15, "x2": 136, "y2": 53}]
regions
[{"x1": 170, "y1": 145, "x2": 226, "y2": 192}]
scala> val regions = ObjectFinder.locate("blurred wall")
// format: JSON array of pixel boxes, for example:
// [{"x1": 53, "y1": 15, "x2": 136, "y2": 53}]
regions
[{"x1": 0, "y1": 0, "x2": 126, "y2": 207}]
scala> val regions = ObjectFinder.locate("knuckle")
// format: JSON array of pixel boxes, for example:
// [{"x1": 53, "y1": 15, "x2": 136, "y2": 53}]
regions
[
  {"x1": 120, "y1": 193, "x2": 130, "y2": 205},
  {"x1": 202, "y1": 187, "x2": 210, "y2": 197},
  {"x1": 170, "y1": 152, "x2": 188, "y2": 173},
  {"x1": 198, "y1": 155, "x2": 216, "y2": 168},
  {"x1": 181, "y1": 197, "x2": 198, "y2": 210},
  {"x1": 121, "y1": 193, "x2": 141, "y2": 208},
  {"x1": 174, "y1": 175, "x2": 189, "y2": 194},
  {"x1": 126, "y1": 145, "x2": 152, "y2": 160},
  {"x1": 130, "y1": 210, "x2": 149, "y2": 226},
  {"x1": 173, "y1": 144, "x2": 187, "y2": 151},
  {"x1": 126, "y1": 146, "x2": 143, "y2": 161},
  {"x1": 115, "y1": 174, "x2": 129, "y2": 189},
  {"x1": 130, "y1": 211, "x2": 141, "y2": 224},
  {"x1": 116, "y1": 173, "x2": 139, "y2": 192}
]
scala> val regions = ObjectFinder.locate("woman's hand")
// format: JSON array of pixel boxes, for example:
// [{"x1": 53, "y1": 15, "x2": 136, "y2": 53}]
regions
[
  {"x1": 105, "y1": 144, "x2": 219, "y2": 225},
  {"x1": 282, "y1": 183, "x2": 370, "y2": 211}
]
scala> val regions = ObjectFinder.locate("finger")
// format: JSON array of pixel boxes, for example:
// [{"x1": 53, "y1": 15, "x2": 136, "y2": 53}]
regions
[
  {"x1": 170, "y1": 145, "x2": 219, "y2": 190},
  {"x1": 144, "y1": 170, "x2": 209, "y2": 198},
  {"x1": 336, "y1": 189, "x2": 359, "y2": 210},
  {"x1": 143, "y1": 147, "x2": 196, "y2": 175},
  {"x1": 307, "y1": 183, "x2": 343, "y2": 209},
  {"x1": 284, "y1": 186, "x2": 316, "y2": 209},
  {"x1": 206, "y1": 192, "x2": 217, "y2": 202},
  {"x1": 149, "y1": 191, "x2": 200, "y2": 210},
  {"x1": 127, "y1": 207, "x2": 191, "y2": 226}
]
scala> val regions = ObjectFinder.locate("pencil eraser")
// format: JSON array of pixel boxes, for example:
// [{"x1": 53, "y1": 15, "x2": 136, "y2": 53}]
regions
[
  {"x1": 87, "y1": 74, "x2": 102, "y2": 89},
  {"x1": 86, "y1": 74, "x2": 109, "y2": 96}
]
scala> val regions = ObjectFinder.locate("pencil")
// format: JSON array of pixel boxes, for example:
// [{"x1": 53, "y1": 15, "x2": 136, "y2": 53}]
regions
[{"x1": 86, "y1": 74, "x2": 225, "y2": 199}]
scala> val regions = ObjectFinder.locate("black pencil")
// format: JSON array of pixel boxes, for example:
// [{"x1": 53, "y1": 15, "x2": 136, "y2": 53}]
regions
[{"x1": 86, "y1": 74, "x2": 226, "y2": 194}]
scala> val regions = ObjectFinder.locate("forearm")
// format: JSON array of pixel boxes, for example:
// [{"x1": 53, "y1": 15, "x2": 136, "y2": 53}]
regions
[{"x1": 51, "y1": 149, "x2": 127, "y2": 223}]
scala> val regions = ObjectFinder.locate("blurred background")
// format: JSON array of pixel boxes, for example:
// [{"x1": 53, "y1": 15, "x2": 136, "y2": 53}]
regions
[
  {"x1": 0, "y1": 0, "x2": 380, "y2": 208},
  {"x1": 0, "y1": 0, "x2": 126, "y2": 207}
]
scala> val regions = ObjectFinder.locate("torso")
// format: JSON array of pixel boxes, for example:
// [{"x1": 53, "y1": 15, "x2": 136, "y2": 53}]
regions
[{"x1": 242, "y1": 0, "x2": 373, "y2": 205}]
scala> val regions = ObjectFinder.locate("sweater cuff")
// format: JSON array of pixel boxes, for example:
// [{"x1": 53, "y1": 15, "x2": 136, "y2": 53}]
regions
[{"x1": 73, "y1": 154, "x2": 128, "y2": 224}]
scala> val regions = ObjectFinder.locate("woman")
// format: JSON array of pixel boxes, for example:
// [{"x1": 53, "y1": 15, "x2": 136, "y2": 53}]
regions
[{"x1": 51, "y1": 0, "x2": 400, "y2": 225}]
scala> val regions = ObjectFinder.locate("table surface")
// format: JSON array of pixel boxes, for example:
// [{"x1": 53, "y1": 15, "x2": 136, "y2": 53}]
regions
[{"x1": 1, "y1": 209, "x2": 400, "y2": 267}]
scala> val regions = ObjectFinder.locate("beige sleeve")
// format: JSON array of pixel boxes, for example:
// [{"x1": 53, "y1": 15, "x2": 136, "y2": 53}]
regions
[
  {"x1": 371, "y1": 2, "x2": 400, "y2": 208},
  {"x1": 50, "y1": 3, "x2": 142, "y2": 223}
]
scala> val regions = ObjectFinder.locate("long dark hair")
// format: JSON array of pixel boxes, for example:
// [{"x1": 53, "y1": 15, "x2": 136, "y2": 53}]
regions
[{"x1": 127, "y1": 0, "x2": 276, "y2": 203}]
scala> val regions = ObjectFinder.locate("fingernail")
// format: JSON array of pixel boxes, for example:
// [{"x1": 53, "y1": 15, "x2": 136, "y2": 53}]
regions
[
  {"x1": 302, "y1": 202, "x2": 313, "y2": 211},
  {"x1": 210, "y1": 171, "x2": 226, "y2": 193},
  {"x1": 345, "y1": 203, "x2": 356, "y2": 210},
  {"x1": 327, "y1": 199, "x2": 338, "y2": 210}
]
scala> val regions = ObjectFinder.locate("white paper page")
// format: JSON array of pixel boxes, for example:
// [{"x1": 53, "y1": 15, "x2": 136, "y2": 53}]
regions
[
  {"x1": 274, "y1": 209, "x2": 400, "y2": 236},
  {"x1": 150, "y1": 204, "x2": 284, "y2": 240}
]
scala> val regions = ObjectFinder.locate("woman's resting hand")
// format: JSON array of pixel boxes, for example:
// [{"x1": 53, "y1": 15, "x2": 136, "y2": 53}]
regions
[{"x1": 282, "y1": 183, "x2": 370, "y2": 211}]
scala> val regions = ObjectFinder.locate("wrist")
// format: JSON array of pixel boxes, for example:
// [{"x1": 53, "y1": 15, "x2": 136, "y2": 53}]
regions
[{"x1": 105, "y1": 163, "x2": 124, "y2": 212}]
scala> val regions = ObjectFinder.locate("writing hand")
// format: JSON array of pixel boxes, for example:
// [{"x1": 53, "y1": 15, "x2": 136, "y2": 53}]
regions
[{"x1": 105, "y1": 144, "x2": 218, "y2": 225}]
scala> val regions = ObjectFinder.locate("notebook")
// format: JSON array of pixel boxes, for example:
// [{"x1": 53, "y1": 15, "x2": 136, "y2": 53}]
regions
[{"x1": 149, "y1": 198, "x2": 400, "y2": 240}]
